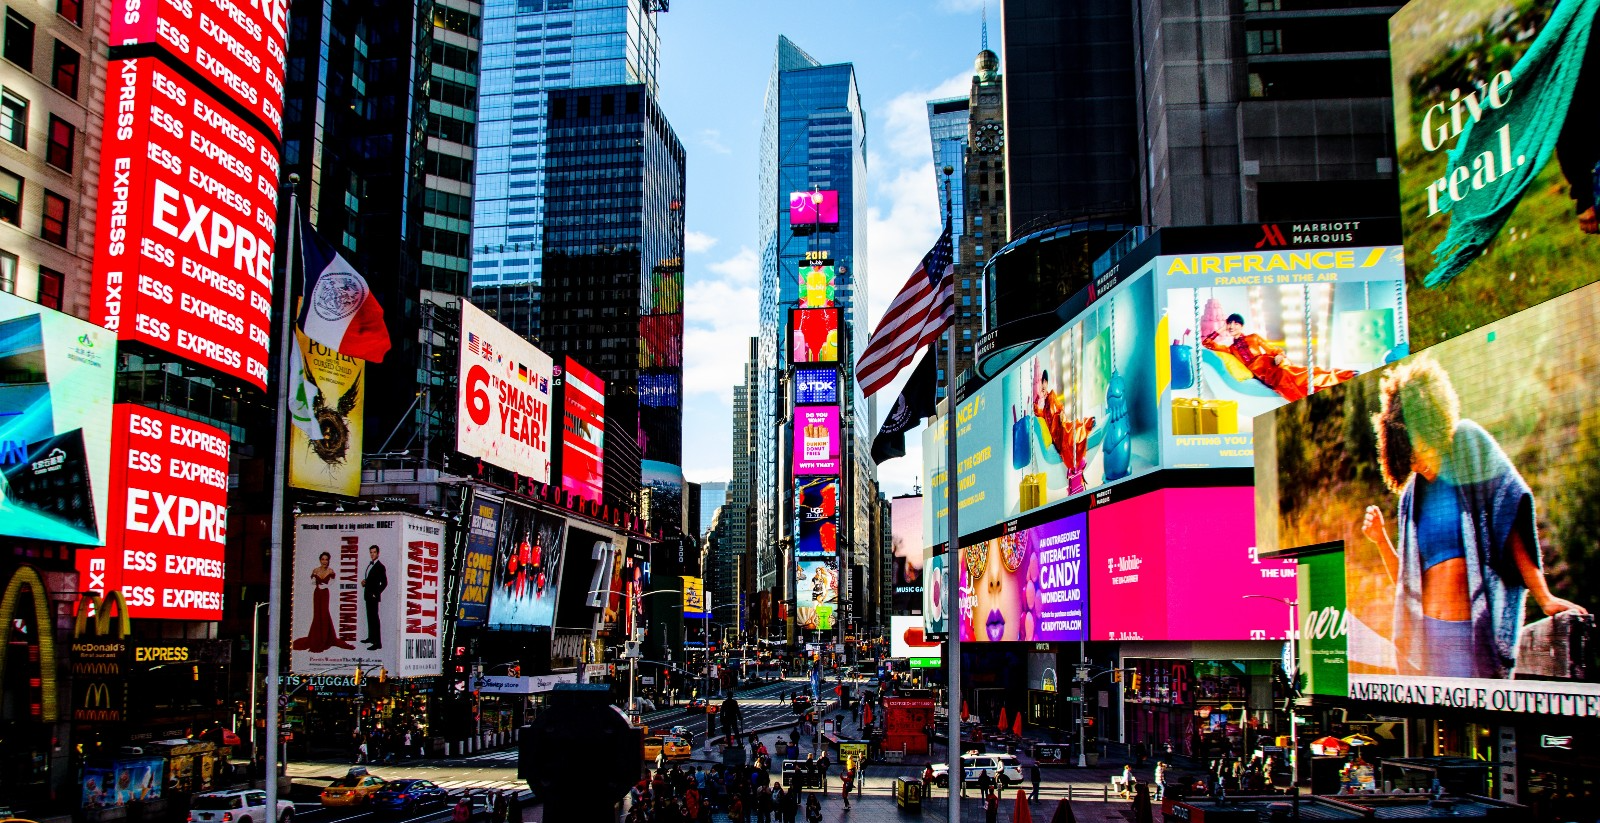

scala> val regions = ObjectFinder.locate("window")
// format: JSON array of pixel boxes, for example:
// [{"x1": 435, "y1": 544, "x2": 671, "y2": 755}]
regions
[
  {"x1": 36, "y1": 265, "x2": 59, "y2": 308},
  {"x1": 55, "y1": 0, "x2": 80, "y2": 26},
  {"x1": 0, "y1": 168, "x2": 19, "y2": 225},
  {"x1": 1246, "y1": 29, "x2": 1282, "y2": 56},
  {"x1": 40, "y1": 189, "x2": 66, "y2": 245},
  {"x1": 0, "y1": 250, "x2": 14, "y2": 292},
  {"x1": 45, "y1": 115, "x2": 71, "y2": 170},
  {"x1": 4, "y1": 10, "x2": 32, "y2": 71},
  {"x1": 0, "y1": 89, "x2": 24, "y2": 147},
  {"x1": 50, "y1": 40, "x2": 76, "y2": 97}
]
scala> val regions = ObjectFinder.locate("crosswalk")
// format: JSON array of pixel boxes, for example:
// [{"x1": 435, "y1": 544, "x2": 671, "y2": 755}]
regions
[
  {"x1": 432, "y1": 778, "x2": 527, "y2": 791},
  {"x1": 461, "y1": 749, "x2": 519, "y2": 765}
]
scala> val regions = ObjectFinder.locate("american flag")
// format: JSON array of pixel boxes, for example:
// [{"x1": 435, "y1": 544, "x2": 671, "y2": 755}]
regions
[
  {"x1": 467, "y1": 332, "x2": 482, "y2": 357},
  {"x1": 855, "y1": 227, "x2": 954, "y2": 397}
]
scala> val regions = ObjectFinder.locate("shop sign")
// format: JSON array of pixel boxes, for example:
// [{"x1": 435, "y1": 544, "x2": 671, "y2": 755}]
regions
[
  {"x1": 1348, "y1": 676, "x2": 1599, "y2": 719},
  {"x1": 549, "y1": 629, "x2": 589, "y2": 670},
  {"x1": 0, "y1": 566, "x2": 60, "y2": 722},
  {"x1": 71, "y1": 591, "x2": 131, "y2": 724},
  {"x1": 1539, "y1": 735, "x2": 1572, "y2": 750}
]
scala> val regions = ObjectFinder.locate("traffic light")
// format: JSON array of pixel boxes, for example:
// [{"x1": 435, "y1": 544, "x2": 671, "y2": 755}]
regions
[{"x1": 1130, "y1": 673, "x2": 1142, "y2": 692}]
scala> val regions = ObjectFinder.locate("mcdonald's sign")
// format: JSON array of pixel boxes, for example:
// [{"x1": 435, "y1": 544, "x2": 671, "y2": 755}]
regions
[
  {"x1": 0, "y1": 565, "x2": 59, "y2": 723},
  {"x1": 71, "y1": 590, "x2": 130, "y2": 724}
]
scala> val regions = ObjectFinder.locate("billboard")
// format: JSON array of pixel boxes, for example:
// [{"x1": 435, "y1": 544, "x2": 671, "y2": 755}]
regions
[
  {"x1": 1297, "y1": 550, "x2": 1349, "y2": 698},
  {"x1": 487, "y1": 503, "x2": 566, "y2": 628},
  {"x1": 891, "y1": 495, "x2": 924, "y2": 614},
  {"x1": 797, "y1": 262, "x2": 838, "y2": 308},
  {"x1": 793, "y1": 406, "x2": 841, "y2": 475},
  {"x1": 110, "y1": 0, "x2": 289, "y2": 139},
  {"x1": 0, "y1": 291, "x2": 114, "y2": 545},
  {"x1": 923, "y1": 550, "x2": 948, "y2": 637},
  {"x1": 641, "y1": 460, "x2": 684, "y2": 533},
  {"x1": 455, "y1": 495, "x2": 502, "y2": 627},
  {"x1": 794, "y1": 367, "x2": 839, "y2": 405},
  {"x1": 639, "y1": 371, "x2": 680, "y2": 407},
  {"x1": 683, "y1": 575, "x2": 707, "y2": 618},
  {"x1": 1259, "y1": 281, "x2": 1600, "y2": 716},
  {"x1": 639, "y1": 313, "x2": 683, "y2": 368},
  {"x1": 890, "y1": 614, "x2": 942, "y2": 662},
  {"x1": 1391, "y1": 0, "x2": 1600, "y2": 348},
  {"x1": 458, "y1": 299, "x2": 555, "y2": 482},
  {"x1": 956, "y1": 513, "x2": 1088, "y2": 643},
  {"x1": 290, "y1": 513, "x2": 446, "y2": 678},
  {"x1": 1155, "y1": 246, "x2": 1408, "y2": 468},
  {"x1": 555, "y1": 526, "x2": 616, "y2": 627},
  {"x1": 91, "y1": 58, "x2": 280, "y2": 390},
  {"x1": 558, "y1": 357, "x2": 604, "y2": 504},
  {"x1": 789, "y1": 189, "x2": 840, "y2": 233},
  {"x1": 790, "y1": 308, "x2": 840, "y2": 363},
  {"x1": 794, "y1": 476, "x2": 839, "y2": 555},
  {"x1": 1088, "y1": 487, "x2": 1296, "y2": 641},
  {"x1": 288, "y1": 332, "x2": 364, "y2": 496},
  {"x1": 796, "y1": 556, "x2": 838, "y2": 631}
]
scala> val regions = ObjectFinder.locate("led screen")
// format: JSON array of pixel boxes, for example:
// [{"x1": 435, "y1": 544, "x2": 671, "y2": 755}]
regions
[
  {"x1": 793, "y1": 406, "x2": 841, "y2": 475},
  {"x1": 791, "y1": 308, "x2": 840, "y2": 364},
  {"x1": 639, "y1": 313, "x2": 683, "y2": 368},
  {"x1": 487, "y1": 504, "x2": 566, "y2": 628},
  {"x1": 1259, "y1": 281, "x2": 1600, "y2": 716},
  {"x1": 1391, "y1": 0, "x2": 1600, "y2": 348},
  {"x1": 457, "y1": 299, "x2": 555, "y2": 482},
  {"x1": 288, "y1": 331, "x2": 364, "y2": 496},
  {"x1": 455, "y1": 494, "x2": 502, "y2": 627},
  {"x1": 957, "y1": 513, "x2": 1087, "y2": 642},
  {"x1": 796, "y1": 556, "x2": 839, "y2": 631},
  {"x1": 789, "y1": 189, "x2": 840, "y2": 232},
  {"x1": 794, "y1": 476, "x2": 839, "y2": 556},
  {"x1": 639, "y1": 371, "x2": 680, "y2": 407},
  {"x1": 794, "y1": 367, "x2": 839, "y2": 405},
  {"x1": 891, "y1": 495, "x2": 923, "y2": 614},
  {"x1": 558, "y1": 357, "x2": 605, "y2": 504},
  {"x1": 890, "y1": 614, "x2": 941, "y2": 661},
  {"x1": 1155, "y1": 246, "x2": 1408, "y2": 468},
  {"x1": 641, "y1": 460, "x2": 684, "y2": 534},
  {"x1": 922, "y1": 550, "x2": 948, "y2": 636},
  {"x1": 797, "y1": 262, "x2": 837, "y2": 308}
]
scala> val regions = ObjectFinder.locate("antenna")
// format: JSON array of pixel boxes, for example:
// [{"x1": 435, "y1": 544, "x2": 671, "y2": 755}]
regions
[{"x1": 981, "y1": 0, "x2": 989, "y2": 52}]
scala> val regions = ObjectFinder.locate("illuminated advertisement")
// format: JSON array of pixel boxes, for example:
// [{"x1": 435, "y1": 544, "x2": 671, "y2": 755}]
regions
[
  {"x1": 891, "y1": 495, "x2": 923, "y2": 614},
  {"x1": 890, "y1": 614, "x2": 941, "y2": 662},
  {"x1": 646, "y1": 264, "x2": 683, "y2": 314},
  {"x1": 794, "y1": 476, "x2": 839, "y2": 555},
  {"x1": 1391, "y1": 0, "x2": 1600, "y2": 348},
  {"x1": 288, "y1": 330, "x2": 364, "y2": 496},
  {"x1": 487, "y1": 503, "x2": 566, "y2": 629},
  {"x1": 794, "y1": 367, "x2": 839, "y2": 405},
  {"x1": 639, "y1": 371, "x2": 680, "y2": 407},
  {"x1": 957, "y1": 513, "x2": 1087, "y2": 643},
  {"x1": 789, "y1": 189, "x2": 839, "y2": 233},
  {"x1": 922, "y1": 550, "x2": 948, "y2": 636},
  {"x1": 110, "y1": 0, "x2": 289, "y2": 139},
  {"x1": 1296, "y1": 550, "x2": 1348, "y2": 698},
  {"x1": 683, "y1": 575, "x2": 707, "y2": 618},
  {"x1": 455, "y1": 495, "x2": 502, "y2": 627},
  {"x1": 791, "y1": 307, "x2": 840, "y2": 363},
  {"x1": 796, "y1": 556, "x2": 838, "y2": 631},
  {"x1": 641, "y1": 460, "x2": 684, "y2": 533},
  {"x1": 1155, "y1": 246, "x2": 1408, "y2": 468},
  {"x1": 793, "y1": 406, "x2": 841, "y2": 475},
  {"x1": 1260, "y1": 281, "x2": 1600, "y2": 716},
  {"x1": 1088, "y1": 488, "x2": 1295, "y2": 641},
  {"x1": 91, "y1": 58, "x2": 280, "y2": 390},
  {"x1": 291, "y1": 513, "x2": 446, "y2": 677},
  {"x1": 457, "y1": 299, "x2": 554, "y2": 482},
  {"x1": 798, "y1": 262, "x2": 837, "y2": 308},
  {"x1": 558, "y1": 357, "x2": 604, "y2": 504},
  {"x1": 555, "y1": 526, "x2": 616, "y2": 626},
  {"x1": 639, "y1": 312, "x2": 684, "y2": 369},
  {"x1": 0, "y1": 291, "x2": 114, "y2": 545}
]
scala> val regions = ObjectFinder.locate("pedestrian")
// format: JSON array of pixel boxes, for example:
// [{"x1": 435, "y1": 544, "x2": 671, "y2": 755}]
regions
[
  {"x1": 657, "y1": 749, "x2": 667, "y2": 772},
  {"x1": 840, "y1": 767, "x2": 852, "y2": 809},
  {"x1": 977, "y1": 768, "x2": 992, "y2": 799},
  {"x1": 804, "y1": 793, "x2": 822, "y2": 823},
  {"x1": 728, "y1": 794, "x2": 746, "y2": 823},
  {"x1": 356, "y1": 739, "x2": 368, "y2": 764},
  {"x1": 402, "y1": 730, "x2": 411, "y2": 759},
  {"x1": 984, "y1": 790, "x2": 999, "y2": 823},
  {"x1": 1155, "y1": 761, "x2": 1168, "y2": 802},
  {"x1": 922, "y1": 763, "x2": 936, "y2": 799},
  {"x1": 1030, "y1": 761, "x2": 1042, "y2": 802},
  {"x1": 817, "y1": 752, "x2": 831, "y2": 791}
]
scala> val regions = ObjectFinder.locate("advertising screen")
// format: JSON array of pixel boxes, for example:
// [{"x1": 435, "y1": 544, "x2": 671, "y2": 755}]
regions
[
  {"x1": 555, "y1": 526, "x2": 616, "y2": 626},
  {"x1": 1297, "y1": 551, "x2": 1349, "y2": 698},
  {"x1": 639, "y1": 371, "x2": 680, "y2": 408},
  {"x1": 641, "y1": 460, "x2": 684, "y2": 534},
  {"x1": 1391, "y1": 0, "x2": 1600, "y2": 348},
  {"x1": 890, "y1": 614, "x2": 942, "y2": 662},
  {"x1": 796, "y1": 556, "x2": 838, "y2": 631},
  {"x1": 793, "y1": 406, "x2": 841, "y2": 475},
  {"x1": 683, "y1": 575, "x2": 707, "y2": 618},
  {"x1": 789, "y1": 189, "x2": 840, "y2": 232},
  {"x1": 791, "y1": 307, "x2": 840, "y2": 363},
  {"x1": 558, "y1": 356, "x2": 604, "y2": 504},
  {"x1": 794, "y1": 367, "x2": 839, "y2": 405},
  {"x1": 794, "y1": 476, "x2": 839, "y2": 555},
  {"x1": 487, "y1": 504, "x2": 566, "y2": 629},
  {"x1": 1260, "y1": 281, "x2": 1600, "y2": 716},
  {"x1": 639, "y1": 313, "x2": 683, "y2": 369},
  {"x1": 891, "y1": 495, "x2": 924, "y2": 614},
  {"x1": 290, "y1": 513, "x2": 445, "y2": 677},
  {"x1": 956, "y1": 513, "x2": 1087, "y2": 643},
  {"x1": 458, "y1": 299, "x2": 555, "y2": 482},
  {"x1": 91, "y1": 58, "x2": 280, "y2": 390},
  {"x1": 455, "y1": 495, "x2": 502, "y2": 627},
  {"x1": 0, "y1": 291, "x2": 114, "y2": 545},
  {"x1": 1155, "y1": 247, "x2": 1408, "y2": 468},
  {"x1": 110, "y1": 0, "x2": 289, "y2": 139},
  {"x1": 288, "y1": 331, "x2": 364, "y2": 496},
  {"x1": 922, "y1": 550, "x2": 948, "y2": 636},
  {"x1": 797, "y1": 262, "x2": 838, "y2": 308}
]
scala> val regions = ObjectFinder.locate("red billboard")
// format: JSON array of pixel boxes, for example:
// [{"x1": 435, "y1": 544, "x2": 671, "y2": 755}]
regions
[
  {"x1": 790, "y1": 307, "x2": 840, "y2": 363},
  {"x1": 559, "y1": 356, "x2": 605, "y2": 504},
  {"x1": 77, "y1": 405, "x2": 231, "y2": 620},
  {"x1": 91, "y1": 58, "x2": 280, "y2": 390},
  {"x1": 111, "y1": 0, "x2": 289, "y2": 139}
]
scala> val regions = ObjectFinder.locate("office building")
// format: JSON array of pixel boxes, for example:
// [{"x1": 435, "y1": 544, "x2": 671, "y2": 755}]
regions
[
  {"x1": 698, "y1": 481, "x2": 727, "y2": 539},
  {"x1": 926, "y1": 95, "x2": 967, "y2": 395},
  {"x1": 729, "y1": 338, "x2": 758, "y2": 594}
]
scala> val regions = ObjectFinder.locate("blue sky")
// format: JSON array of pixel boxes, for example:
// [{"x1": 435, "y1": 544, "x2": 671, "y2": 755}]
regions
[{"x1": 657, "y1": 0, "x2": 990, "y2": 497}]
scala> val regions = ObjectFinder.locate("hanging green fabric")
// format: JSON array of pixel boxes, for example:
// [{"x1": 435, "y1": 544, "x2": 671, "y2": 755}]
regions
[{"x1": 1427, "y1": 0, "x2": 1600, "y2": 286}]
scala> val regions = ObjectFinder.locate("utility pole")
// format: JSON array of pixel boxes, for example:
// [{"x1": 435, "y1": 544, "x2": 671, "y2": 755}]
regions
[{"x1": 941, "y1": 164, "x2": 962, "y2": 823}]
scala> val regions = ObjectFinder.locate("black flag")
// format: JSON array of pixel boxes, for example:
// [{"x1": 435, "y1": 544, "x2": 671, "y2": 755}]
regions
[{"x1": 870, "y1": 347, "x2": 937, "y2": 463}]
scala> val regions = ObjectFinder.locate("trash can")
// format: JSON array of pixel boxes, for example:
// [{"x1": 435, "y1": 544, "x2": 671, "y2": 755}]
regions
[{"x1": 894, "y1": 778, "x2": 923, "y2": 811}]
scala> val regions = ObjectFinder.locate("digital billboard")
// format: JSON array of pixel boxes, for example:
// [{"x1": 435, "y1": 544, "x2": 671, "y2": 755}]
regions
[
  {"x1": 558, "y1": 357, "x2": 604, "y2": 504},
  {"x1": 796, "y1": 556, "x2": 838, "y2": 631},
  {"x1": 957, "y1": 513, "x2": 1087, "y2": 642},
  {"x1": 793, "y1": 406, "x2": 841, "y2": 475},
  {"x1": 1088, "y1": 487, "x2": 1295, "y2": 641},
  {"x1": 1155, "y1": 246, "x2": 1408, "y2": 468},
  {"x1": 639, "y1": 313, "x2": 683, "y2": 369},
  {"x1": 890, "y1": 614, "x2": 941, "y2": 662},
  {"x1": 1259, "y1": 281, "x2": 1600, "y2": 716},
  {"x1": 291, "y1": 513, "x2": 446, "y2": 678},
  {"x1": 457, "y1": 299, "x2": 554, "y2": 482},
  {"x1": 455, "y1": 495, "x2": 502, "y2": 627},
  {"x1": 639, "y1": 371, "x2": 680, "y2": 407},
  {"x1": 487, "y1": 503, "x2": 566, "y2": 629},
  {"x1": 798, "y1": 262, "x2": 838, "y2": 308},
  {"x1": 794, "y1": 476, "x2": 839, "y2": 556},
  {"x1": 794, "y1": 367, "x2": 839, "y2": 405},
  {"x1": 891, "y1": 495, "x2": 924, "y2": 614},
  {"x1": 1296, "y1": 550, "x2": 1349, "y2": 698},
  {"x1": 288, "y1": 331, "x2": 364, "y2": 496},
  {"x1": 555, "y1": 526, "x2": 616, "y2": 627},
  {"x1": 110, "y1": 0, "x2": 289, "y2": 139},
  {"x1": 91, "y1": 58, "x2": 280, "y2": 390},
  {"x1": 922, "y1": 550, "x2": 948, "y2": 636},
  {"x1": 791, "y1": 307, "x2": 841, "y2": 363},
  {"x1": 789, "y1": 189, "x2": 840, "y2": 233},
  {"x1": 683, "y1": 575, "x2": 707, "y2": 618},
  {"x1": 1391, "y1": 0, "x2": 1600, "y2": 348},
  {"x1": 0, "y1": 291, "x2": 114, "y2": 545},
  {"x1": 641, "y1": 460, "x2": 684, "y2": 534}
]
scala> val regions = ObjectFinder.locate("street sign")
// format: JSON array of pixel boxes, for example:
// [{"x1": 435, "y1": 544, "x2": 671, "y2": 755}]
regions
[{"x1": 908, "y1": 657, "x2": 940, "y2": 668}]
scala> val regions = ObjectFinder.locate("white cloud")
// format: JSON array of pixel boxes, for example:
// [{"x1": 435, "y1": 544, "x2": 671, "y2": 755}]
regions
[
  {"x1": 880, "y1": 71, "x2": 970, "y2": 164},
  {"x1": 685, "y1": 230, "x2": 718, "y2": 254},
  {"x1": 938, "y1": 0, "x2": 986, "y2": 11},
  {"x1": 683, "y1": 246, "x2": 760, "y2": 405},
  {"x1": 698, "y1": 128, "x2": 732, "y2": 155}
]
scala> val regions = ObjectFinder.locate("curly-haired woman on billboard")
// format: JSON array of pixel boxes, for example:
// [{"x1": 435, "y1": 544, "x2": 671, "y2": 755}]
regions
[{"x1": 1360, "y1": 355, "x2": 1586, "y2": 678}]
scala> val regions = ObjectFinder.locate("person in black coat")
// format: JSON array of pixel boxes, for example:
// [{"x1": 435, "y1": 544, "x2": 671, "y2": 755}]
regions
[{"x1": 361, "y1": 545, "x2": 388, "y2": 649}]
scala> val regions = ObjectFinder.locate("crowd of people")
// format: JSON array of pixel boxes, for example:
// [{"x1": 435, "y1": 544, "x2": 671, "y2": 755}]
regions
[{"x1": 623, "y1": 748, "x2": 869, "y2": 823}]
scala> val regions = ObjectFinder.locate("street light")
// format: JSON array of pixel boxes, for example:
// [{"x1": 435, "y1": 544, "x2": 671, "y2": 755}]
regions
[
  {"x1": 1244, "y1": 594, "x2": 1300, "y2": 789},
  {"x1": 249, "y1": 601, "x2": 267, "y2": 768}
]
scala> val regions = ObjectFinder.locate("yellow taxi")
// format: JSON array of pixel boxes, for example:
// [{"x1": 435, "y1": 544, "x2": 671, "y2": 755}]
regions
[
  {"x1": 642, "y1": 735, "x2": 692, "y2": 762},
  {"x1": 319, "y1": 772, "x2": 387, "y2": 806}
]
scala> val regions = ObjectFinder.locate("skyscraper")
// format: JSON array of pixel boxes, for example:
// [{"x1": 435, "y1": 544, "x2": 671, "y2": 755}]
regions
[
  {"x1": 926, "y1": 95, "x2": 968, "y2": 396},
  {"x1": 469, "y1": 0, "x2": 666, "y2": 338}
]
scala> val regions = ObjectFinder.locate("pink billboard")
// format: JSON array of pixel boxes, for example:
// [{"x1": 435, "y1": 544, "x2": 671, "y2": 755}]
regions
[
  {"x1": 789, "y1": 190, "x2": 840, "y2": 232},
  {"x1": 1089, "y1": 487, "x2": 1295, "y2": 641},
  {"x1": 793, "y1": 406, "x2": 841, "y2": 474}
]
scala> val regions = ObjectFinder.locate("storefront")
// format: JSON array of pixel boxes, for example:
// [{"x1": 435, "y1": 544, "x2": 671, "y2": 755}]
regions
[{"x1": 1121, "y1": 647, "x2": 1286, "y2": 760}]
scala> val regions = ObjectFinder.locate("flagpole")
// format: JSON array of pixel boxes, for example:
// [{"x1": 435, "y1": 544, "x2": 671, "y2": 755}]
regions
[
  {"x1": 263, "y1": 174, "x2": 301, "y2": 808},
  {"x1": 941, "y1": 165, "x2": 962, "y2": 823}
]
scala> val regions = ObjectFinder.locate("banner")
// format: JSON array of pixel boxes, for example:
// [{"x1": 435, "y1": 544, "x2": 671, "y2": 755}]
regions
[
  {"x1": 487, "y1": 503, "x2": 566, "y2": 628},
  {"x1": 891, "y1": 496, "x2": 924, "y2": 614},
  {"x1": 557, "y1": 356, "x2": 605, "y2": 504},
  {"x1": 683, "y1": 575, "x2": 707, "y2": 618},
  {"x1": 458, "y1": 299, "x2": 555, "y2": 481},
  {"x1": 890, "y1": 614, "x2": 941, "y2": 661},
  {"x1": 455, "y1": 495, "x2": 502, "y2": 627},
  {"x1": 1298, "y1": 550, "x2": 1348, "y2": 697},
  {"x1": 289, "y1": 331, "x2": 364, "y2": 496},
  {"x1": 796, "y1": 557, "x2": 838, "y2": 631}
]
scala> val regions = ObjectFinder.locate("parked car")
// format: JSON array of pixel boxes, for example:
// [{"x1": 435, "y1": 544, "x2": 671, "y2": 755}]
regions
[
  {"x1": 189, "y1": 790, "x2": 294, "y2": 823},
  {"x1": 368, "y1": 779, "x2": 449, "y2": 814}
]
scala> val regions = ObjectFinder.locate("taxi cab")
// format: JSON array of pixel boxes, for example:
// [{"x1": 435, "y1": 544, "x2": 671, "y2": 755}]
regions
[
  {"x1": 642, "y1": 735, "x2": 692, "y2": 761},
  {"x1": 320, "y1": 771, "x2": 387, "y2": 806}
]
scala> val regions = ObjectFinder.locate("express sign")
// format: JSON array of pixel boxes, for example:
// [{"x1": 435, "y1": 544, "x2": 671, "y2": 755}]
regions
[
  {"x1": 92, "y1": 58, "x2": 279, "y2": 390},
  {"x1": 112, "y1": 0, "x2": 289, "y2": 139}
]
